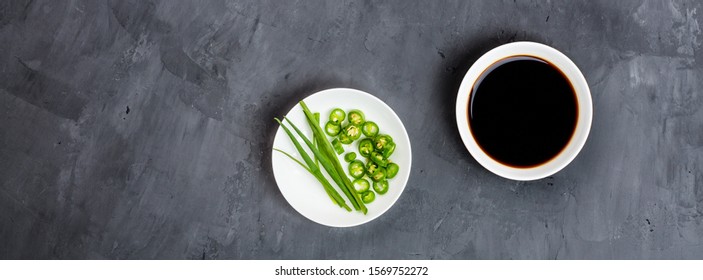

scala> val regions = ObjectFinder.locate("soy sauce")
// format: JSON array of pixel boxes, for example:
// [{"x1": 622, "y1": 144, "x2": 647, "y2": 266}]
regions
[{"x1": 469, "y1": 56, "x2": 578, "y2": 168}]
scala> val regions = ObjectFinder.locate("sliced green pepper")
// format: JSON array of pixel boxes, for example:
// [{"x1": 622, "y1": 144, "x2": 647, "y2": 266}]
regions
[
  {"x1": 361, "y1": 191, "x2": 375, "y2": 203},
  {"x1": 374, "y1": 134, "x2": 393, "y2": 151},
  {"x1": 353, "y1": 178, "x2": 370, "y2": 193},
  {"x1": 371, "y1": 167, "x2": 386, "y2": 182},
  {"x1": 366, "y1": 160, "x2": 379, "y2": 176},
  {"x1": 325, "y1": 121, "x2": 341, "y2": 137},
  {"x1": 370, "y1": 151, "x2": 388, "y2": 167},
  {"x1": 373, "y1": 180, "x2": 389, "y2": 195},
  {"x1": 386, "y1": 162, "x2": 399, "y2": 179},
  {"x1": 348, "y1": 109, "x2": 365, "y2": 126},
  {"x1": 343, "y1": 124, "x2": 362, "y2": 141},
  {"x1": 358, "y1": 138, "x2": 374, "y2": 158},
  {"x1": 338, "y1": 132, "x2": 353, "y2": 144},
  {"x1": 344, "y1": 152, "x2": 356, "y2": 162},
  {"x1": 361, "y1": 121, "x2": 379, "y2": 137},
  {"x1": 348, "y1": 160, "x2": 365, "y2": 179},
  {"x1": 331, "y1": 138, "x2": 344, "y2": 154},
  {"x1": 329, "y1": 108, "x2": 345, "y2": 125},
  {"x1": 382, "y1": 141, "x2": 396, "y2": 158}
]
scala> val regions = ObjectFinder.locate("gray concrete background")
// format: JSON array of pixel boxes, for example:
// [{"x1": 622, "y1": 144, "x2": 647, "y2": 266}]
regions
[{"x1": 1, "y1": 0, "x2": 702, "y2": 259}]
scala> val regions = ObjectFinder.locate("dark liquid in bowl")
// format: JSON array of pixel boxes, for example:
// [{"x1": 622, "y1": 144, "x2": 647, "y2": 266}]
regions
[{"x1": 469, "y1": 56, "x2": 578, "y2": 168}]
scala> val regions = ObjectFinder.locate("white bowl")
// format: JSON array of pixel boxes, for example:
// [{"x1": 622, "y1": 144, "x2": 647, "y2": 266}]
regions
[
  {"x1": 272, "y1": 88, "x2": 412, "y2": 227},
  {"x1": 455, "y1": 42, "x2": 593, "y2": 181}
]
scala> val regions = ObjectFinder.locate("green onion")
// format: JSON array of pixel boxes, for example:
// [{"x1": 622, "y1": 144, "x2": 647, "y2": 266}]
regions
[
  {"x1": 273, "y1": 148, "x2": 339, "y2": 206},
  {"x1": 353, "y1": 178, "x2": 370, "y2": 193},
  {"x1": 299, "y1": 101, "x2": 368, "y2": 214},
  {"x1": 274, "y1": 118, "x2": 351, "y2": 211},
  {"x1": 314, "y1": 112, "x2": 320, "y2": 168},
  {"x1": 283, "y1": 117, "x2": 364, "y2": 212}
]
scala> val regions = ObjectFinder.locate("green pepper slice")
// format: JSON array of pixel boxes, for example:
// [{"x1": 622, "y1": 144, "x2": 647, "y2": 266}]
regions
[
  {"x1": 361, "y1": 191, "x2": 375, "y2": 203},
  {"x1": 348, "y1": 109, "x2": 365, "y2": 126},
  {"x1": 353, "y1": 178, "x2": 370, "y2": 193},
  {"x1": 386, "y1": 162, "x2": 399, "y2": 179},
  {"x1": 371, "y1": 167, "x2": 386, "y2": 182},
  {"x1": 331, "y1": 138, "x2": 344, "y2": 154},
  {"x1": 344, "y1": 152, "x2": 356, "y2": 162},
  {"x1": 366, "y1": 160, "x2": 379, "y2": 176},
  {"x1": 325, "y1": 121, "x2": 341, "y2": 137},
  {"x1": 348, "y1": 160, "x2": 365, "y2": 179},
  {"x1": 358, "y1": 138, "x2": 374, "y2": 158},
  {"x1": 370, "y1": 151, "x2": 388, "y2": 167},
  {"x1": 373, "y1": 180, "x2": 389, "y2": 195},
  {"x1": 374, "y1": 134, "x2": 393, "y2": 151},
  {"x1": 382, "y1": 141, "x2": 396, "y2": 158},
  {"x1": 329, "y1": 108, "x2": 345, "y2": 125},
  {"x1": 343, "y1": 124, "x2": 362, "y2": 141},
  {"x1": 361, "y1": 121, "x2": 379, "y2": 137},
  {"x1": 338, "y1": 132, "x2": 353, "y2": 144}
]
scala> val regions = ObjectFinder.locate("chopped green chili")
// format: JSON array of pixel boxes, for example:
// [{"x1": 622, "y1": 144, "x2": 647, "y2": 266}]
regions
[
  {"x1": 344, "y1": 152, "x2": 357, "y2": 162},
  {"x1": 299, "y1": 101, "x2": 367, "y2": 214},
  {"x1": 371, "y1": 167, "x2": 386, "y2": 182},
  {"x1": 343, "y1": 124, "x2": 362, "y2": 141},
  {"x1": 361, "y1": 121, "x2": 379, "y2": 137},
  {"x1": 361, "y1": 191, "x2": 376, "y2": 203},
  {"x1": 348, "y1": 109, "x2": 365, "y2": 126},
  {"x1": 348, "y1": 160, "x2": 365, "y2": 179},
  {"x1": 358, "y1": 138, "x2": 374, "y2": 158},
  {"x1": 382, "y1": 141, "x2": 396, "y2": 158},
  {"x1": 373, "y1": 180, "x2": 389, "y2": 195},
  {"x1": 329, "y1": 108, "x2": 346, "y2": 125},
  {"x1": 325, "y1": 121, "x2": 341, "y2": 137},
  {"x1": 353, "y1": 178, "x2": 370, "y2": 193},
  {"x1": 386, "y1": 162, "x2": 399, "y2": 179}
]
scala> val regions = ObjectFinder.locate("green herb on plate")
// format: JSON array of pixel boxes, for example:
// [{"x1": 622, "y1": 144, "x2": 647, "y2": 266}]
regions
[{"x1": 274, "y1": 118, "x2": 351, "y2": 211}]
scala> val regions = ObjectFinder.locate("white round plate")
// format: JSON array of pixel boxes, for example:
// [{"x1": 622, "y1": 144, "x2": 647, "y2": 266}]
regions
[{"x1": 272, "y1": 88, "x2": 412, "y2": 227}]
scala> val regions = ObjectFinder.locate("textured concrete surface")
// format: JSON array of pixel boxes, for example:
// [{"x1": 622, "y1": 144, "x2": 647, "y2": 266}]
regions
[{"x1": 1, "y1": 0, "x2": 702, "y2": 259}]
